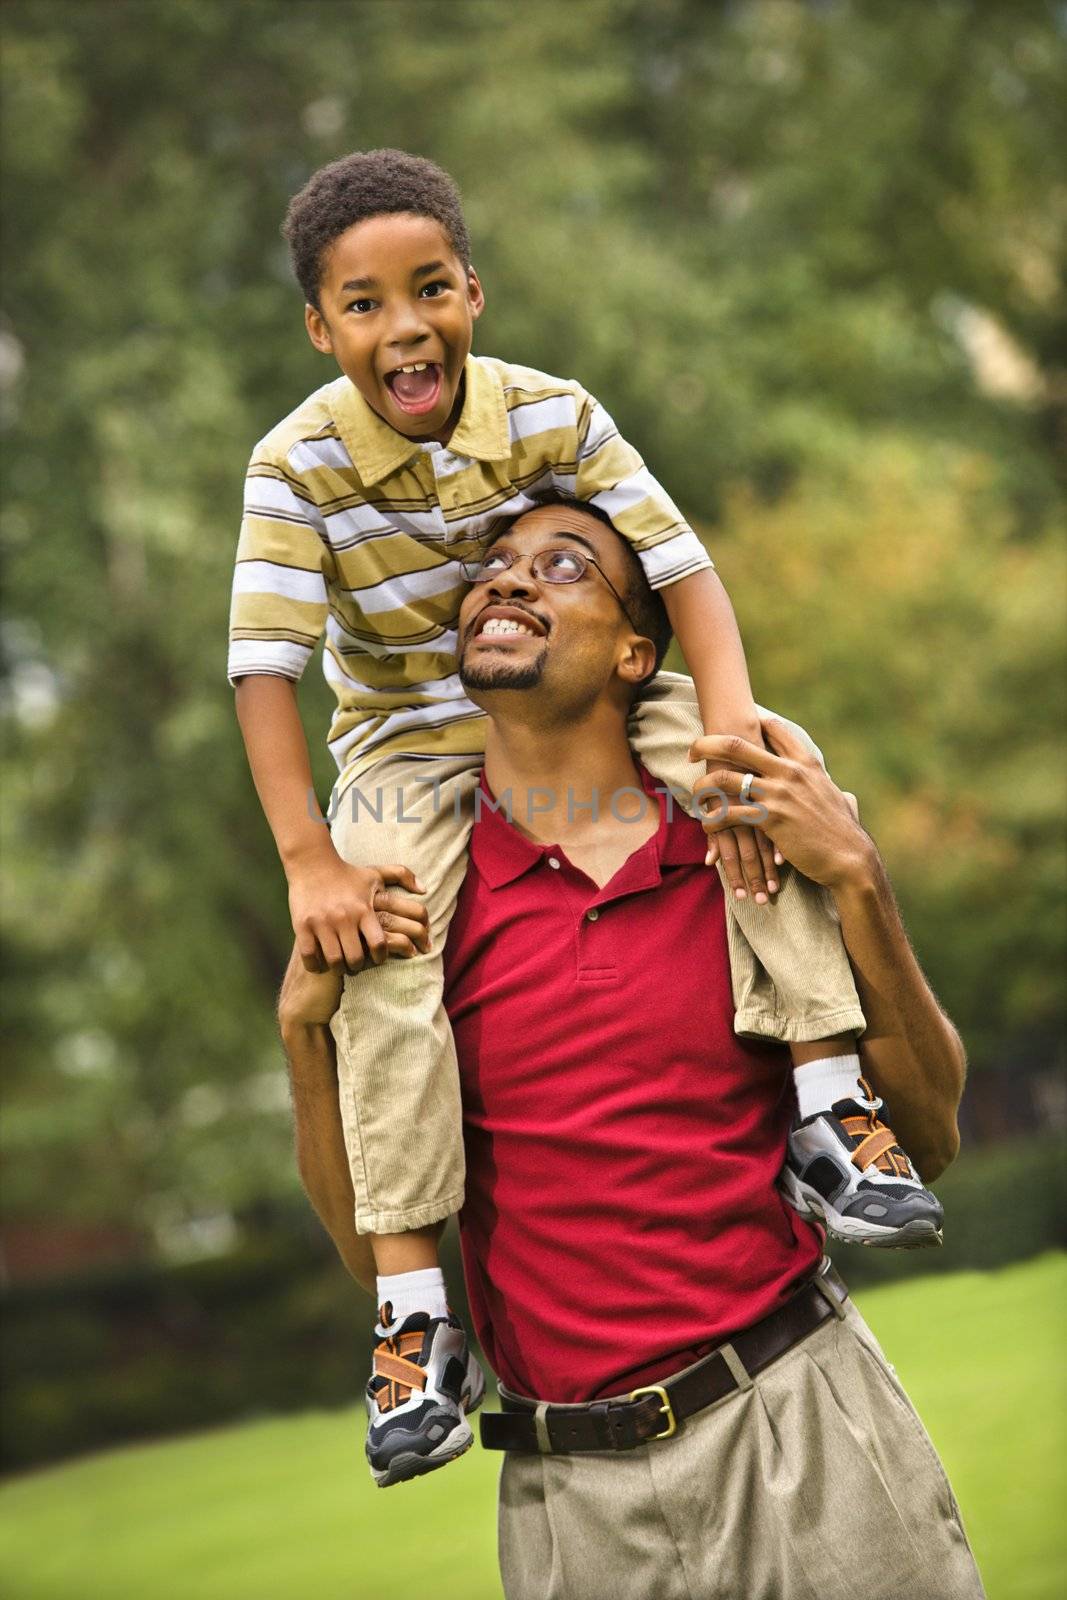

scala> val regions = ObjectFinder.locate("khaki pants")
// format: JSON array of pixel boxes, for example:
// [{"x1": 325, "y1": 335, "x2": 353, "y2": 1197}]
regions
[
  {"x1": 330, "y1": 674, "x2": 864, "y2": 1233},
  {"x1": 498, "y1": 1300, "x2": 985, "y2": 1600}
]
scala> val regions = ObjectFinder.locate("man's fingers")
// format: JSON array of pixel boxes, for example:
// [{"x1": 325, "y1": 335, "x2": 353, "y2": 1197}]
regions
[
  {"x1": 375, "y1": 890, "x2": 430, "y2": 928},
  {"x1": 688, "y1": 733, "x2": 782, "y2": 775},
  {"x1": 376, "y1": 909, "x2": 431, "y2": 954},
  {"x1": 374, "y1": 889, "x2": 430, "y2": 952},
  {"x1": 758, "y1": 715, "x2": 815, "y2": 763},
  {"x1": 692, "y1": 773, "x2": 734, "y2": 810},
  {"x1": 693, "y1": 770, "x2": 769, "y2": 808},
  {"x1": 703, "y1": 806, "x2": 769, "y2": 832},
  {"x1": 706, "y1": 803, "x2": 784, "y2": 841},
  {"x1": 378, "y1": 863, "x2": 427, "y2": 896}
]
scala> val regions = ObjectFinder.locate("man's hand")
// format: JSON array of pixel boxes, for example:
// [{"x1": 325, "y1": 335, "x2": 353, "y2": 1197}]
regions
[
  {"x1": 690, "y1": 714, "x2": 872, "y2": 891},
  {"x1": 278, "y1": 943, "x2": 345, "y2": 1028},
  {"x1": 287, "y1": 856, "x2": 429, "y2": 974}
]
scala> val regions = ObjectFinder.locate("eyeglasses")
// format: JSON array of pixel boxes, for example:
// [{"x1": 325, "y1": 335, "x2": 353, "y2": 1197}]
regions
[{"x1": 459, "y1": 544, "x2": 640, "y2": 633}]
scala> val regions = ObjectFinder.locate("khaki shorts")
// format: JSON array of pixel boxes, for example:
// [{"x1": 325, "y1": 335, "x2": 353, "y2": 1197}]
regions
[
  {"x1": 330, "y1": 674, "x2": 864, "y2": 1233},
  {"x1": 497, "y1": 1300, "x2": 984, "y2": 1600}
]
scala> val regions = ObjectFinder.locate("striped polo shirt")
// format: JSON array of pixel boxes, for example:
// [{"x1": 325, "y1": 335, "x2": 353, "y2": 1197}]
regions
[{"x1": 227, "y1": 354, "x2": 713, "y2": 787}]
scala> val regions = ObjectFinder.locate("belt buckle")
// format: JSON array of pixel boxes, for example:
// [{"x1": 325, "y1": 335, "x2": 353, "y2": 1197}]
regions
[{"x1": 628, "y1": 1383, "x2": 677, "y2": 1440}]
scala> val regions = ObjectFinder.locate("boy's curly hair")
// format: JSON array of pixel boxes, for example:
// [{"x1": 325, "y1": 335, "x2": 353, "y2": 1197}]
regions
[{"x1": 283, "y1": 149, "x2": 471, "y2": 308}]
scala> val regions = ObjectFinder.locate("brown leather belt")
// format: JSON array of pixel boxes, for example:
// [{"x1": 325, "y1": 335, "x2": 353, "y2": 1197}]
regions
[{"x1": 480, "y1": 1260, "x2": 849, "y2": 1454}]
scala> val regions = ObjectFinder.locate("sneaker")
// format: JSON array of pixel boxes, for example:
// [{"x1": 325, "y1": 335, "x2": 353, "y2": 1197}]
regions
[
  {"x1": 780, "y1": 1077, "x2": 944, "y2": 1249},
  {"x1": 365, "y1": 1306, "x2": 486, "y2": 1488}
]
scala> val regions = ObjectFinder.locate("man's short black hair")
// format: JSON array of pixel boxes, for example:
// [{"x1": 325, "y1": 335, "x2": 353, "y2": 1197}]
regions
[
  {"x1": 497, "y1": 489, "x2": 674, "y2": 681},
  {"x1": 283, "y1": 149, "x2": 471, "y2": 309}
]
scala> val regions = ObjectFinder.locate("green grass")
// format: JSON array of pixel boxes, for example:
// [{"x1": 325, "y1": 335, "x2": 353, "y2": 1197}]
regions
[{"x1": 1, "y1": 1256, "x2": 1064, "y2": 1600}]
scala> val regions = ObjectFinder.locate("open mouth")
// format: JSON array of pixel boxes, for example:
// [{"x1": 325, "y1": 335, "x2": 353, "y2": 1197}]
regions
[
  {"x1": 470, "y1": 605, "x2": 548, "y2": 646},
  {"x1": 384, "y1": 361, "x2": 444, "y2": 416}
]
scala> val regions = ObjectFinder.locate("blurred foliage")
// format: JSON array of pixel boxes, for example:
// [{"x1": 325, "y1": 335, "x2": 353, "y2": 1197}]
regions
[{"x1": 1, "y1": 0, "x2": 1065, "y2": 1246}]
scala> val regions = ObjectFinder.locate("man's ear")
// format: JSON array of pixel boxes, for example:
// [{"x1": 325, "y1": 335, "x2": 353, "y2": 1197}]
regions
[
  {"x1": 466, "y1": 266, "x2": 486, "y2": 321},
  {"x1": 618, "y1": 635, "x2": 657, "y2": 688},
  {"x1": 305, "y1": 303, "x2": 333, "y2": 355}
]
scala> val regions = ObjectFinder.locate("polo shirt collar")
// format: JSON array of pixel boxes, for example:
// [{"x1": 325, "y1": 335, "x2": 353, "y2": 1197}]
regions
[
  {"x1": 468, "y1": 776, "x2": 545, "y2": 890},
  {"x1": 329, "y1": 356, "x2": 511, "y2": 487},
  {"x1": 470, "y1": 764, "x2": 706, "y2": 892}
]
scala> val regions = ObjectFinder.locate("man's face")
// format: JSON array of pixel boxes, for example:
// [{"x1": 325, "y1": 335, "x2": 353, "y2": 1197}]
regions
[
  {"x1": 305, "y1": 213, "x2": 484, "y2": 442},
  {"x1": 458, "y1": 504, "x2": 655, "y2": 709}
]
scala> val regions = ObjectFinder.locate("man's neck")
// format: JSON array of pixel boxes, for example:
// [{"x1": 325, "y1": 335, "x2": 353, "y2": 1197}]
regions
[{"x1": 482, "y1": 699, "x2": 649, "y2": 850}]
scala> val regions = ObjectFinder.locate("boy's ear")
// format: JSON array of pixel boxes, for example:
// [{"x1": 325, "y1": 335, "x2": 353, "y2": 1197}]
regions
[
  {"x1": 305, "y1": 303, "x2": 333, "y2": 355},
  {"x1": 466, "y1": 266, "x2": 485, "y2": 321}
]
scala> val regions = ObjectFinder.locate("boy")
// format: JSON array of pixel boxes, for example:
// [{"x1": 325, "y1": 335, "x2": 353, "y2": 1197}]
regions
[{"x1": 229, "y1": 150, "x2": 942, "y2": 1487}]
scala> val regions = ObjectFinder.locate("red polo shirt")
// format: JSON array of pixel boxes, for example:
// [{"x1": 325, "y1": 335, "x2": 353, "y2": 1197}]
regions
[{"x1": 443, "y1": 764, "x2": 822, "y2": 1403}]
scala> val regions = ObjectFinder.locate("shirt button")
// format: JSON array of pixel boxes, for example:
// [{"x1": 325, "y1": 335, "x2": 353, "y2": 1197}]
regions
[
  {"x1": 586, "y1": 908, "x2": 599, "y2": 922},
  {"x1": 547, "y1": 857, "x2": 561, "y2": 870}
]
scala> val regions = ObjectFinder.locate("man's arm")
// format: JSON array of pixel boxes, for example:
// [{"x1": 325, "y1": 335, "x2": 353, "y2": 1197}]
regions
[
  {"x1": 826, "y1": 850, "x2": 963, "y2": 1179},
  {"x1": 276, "y1": 885, "x2": 432, "y2": 1289},
  {"x1": 692, "y1": 717, "x2": 965, "y2": 1181},
  {"x1": 280, "y1": 983, "x2": 376, "y2": 1294}
]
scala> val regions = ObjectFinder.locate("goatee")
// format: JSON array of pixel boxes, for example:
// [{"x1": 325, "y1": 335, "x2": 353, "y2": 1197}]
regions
[{"x1": 460, "y1": 647, "x2": 548, "y2": 693}]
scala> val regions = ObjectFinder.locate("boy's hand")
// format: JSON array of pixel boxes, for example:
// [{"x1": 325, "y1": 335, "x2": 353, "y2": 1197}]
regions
[
  {"x1": 688, "y1": 735, "x2": 779, "y2": 904},
  {"x1": 288, "y1": 855, "x2": 430, "y2": 973},
  {"x1": 701, "y1": 820, "x2": 779, "y2": 904}
]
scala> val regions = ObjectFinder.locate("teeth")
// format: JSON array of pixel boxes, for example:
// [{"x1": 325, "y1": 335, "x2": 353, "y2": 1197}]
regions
[
  {"x1": 396, "y1": 362, "x2": 430, "y2": 373},
  {"x1": 480, "y1": 617, "x2": 535, "y2": 637}
]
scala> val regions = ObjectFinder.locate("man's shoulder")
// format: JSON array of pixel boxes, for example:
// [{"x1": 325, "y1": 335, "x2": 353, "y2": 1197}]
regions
[{"x1": 248, "y1": 376, "x2": 353, "y2": 473}]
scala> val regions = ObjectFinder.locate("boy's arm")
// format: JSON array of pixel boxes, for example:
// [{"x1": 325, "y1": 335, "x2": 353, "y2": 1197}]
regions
[
  {"x1": 235, "y1": 675, "x2": 426, "y2": 973},
  {"x1": 661, "y1": 571, "x2": 778, "y2": 901},
  {"x1": 659, "y1": 567, "x2": 761, "y2": 743},
  {"x1": 229, "y1": 452, "x2": 425, "y2": 973},
  {"x1": 568, "y1": 385, "x2": 772, "y2": 894}
]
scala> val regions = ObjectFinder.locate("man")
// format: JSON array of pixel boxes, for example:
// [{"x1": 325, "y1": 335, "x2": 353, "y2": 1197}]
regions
[{"x1": 279, "y1": 496, "x2": 984, "y2": 1598}]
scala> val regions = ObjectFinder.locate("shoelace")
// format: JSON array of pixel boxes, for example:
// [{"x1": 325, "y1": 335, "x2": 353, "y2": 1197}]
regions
[
  {"x1": 841, "y1": 1077, "x2": 912, "y2": 1178},
  {"x1": 371, "y1": 1311, "x2": 429, "y2": 1413}
]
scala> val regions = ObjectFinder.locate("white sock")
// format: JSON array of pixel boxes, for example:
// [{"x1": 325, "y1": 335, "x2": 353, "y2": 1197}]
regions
[
  {"x1": 376, "y1": 1267, "x2": 449, "y2": 1326},
  {"x1": 793, "y1": 1053, "x2": 863, "y2": 1121}
]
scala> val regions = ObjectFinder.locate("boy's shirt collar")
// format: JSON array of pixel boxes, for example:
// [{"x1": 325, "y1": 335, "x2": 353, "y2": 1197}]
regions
[{"x1": 329, "y1": 355, "x2": 511, "y2": 486}]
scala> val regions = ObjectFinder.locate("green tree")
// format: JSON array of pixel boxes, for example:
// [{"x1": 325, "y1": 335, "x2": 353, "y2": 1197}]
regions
[{"x1": 2, "y1": 0, "x2": 1063, "y2": 1250}]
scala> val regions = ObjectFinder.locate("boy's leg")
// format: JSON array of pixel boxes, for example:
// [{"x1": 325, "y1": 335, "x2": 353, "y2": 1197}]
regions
[
  {"x1": 326, "y1": 750, "x2": 485, "y2": 1485},
  {"x1": 328, "y1": 752, "x2": 479, "y2": 1235},
  {"x1": 628, "y1": 671, "x2": 865, "y2": 1042},
  {"x1": 628, "y1": 674, "x2": 944, "y2": 1249}
]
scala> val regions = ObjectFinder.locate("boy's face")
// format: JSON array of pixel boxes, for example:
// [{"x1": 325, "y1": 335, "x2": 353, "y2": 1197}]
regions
[{"x1": 305, "y1": 213, "x2": 484, "y2": 443}]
